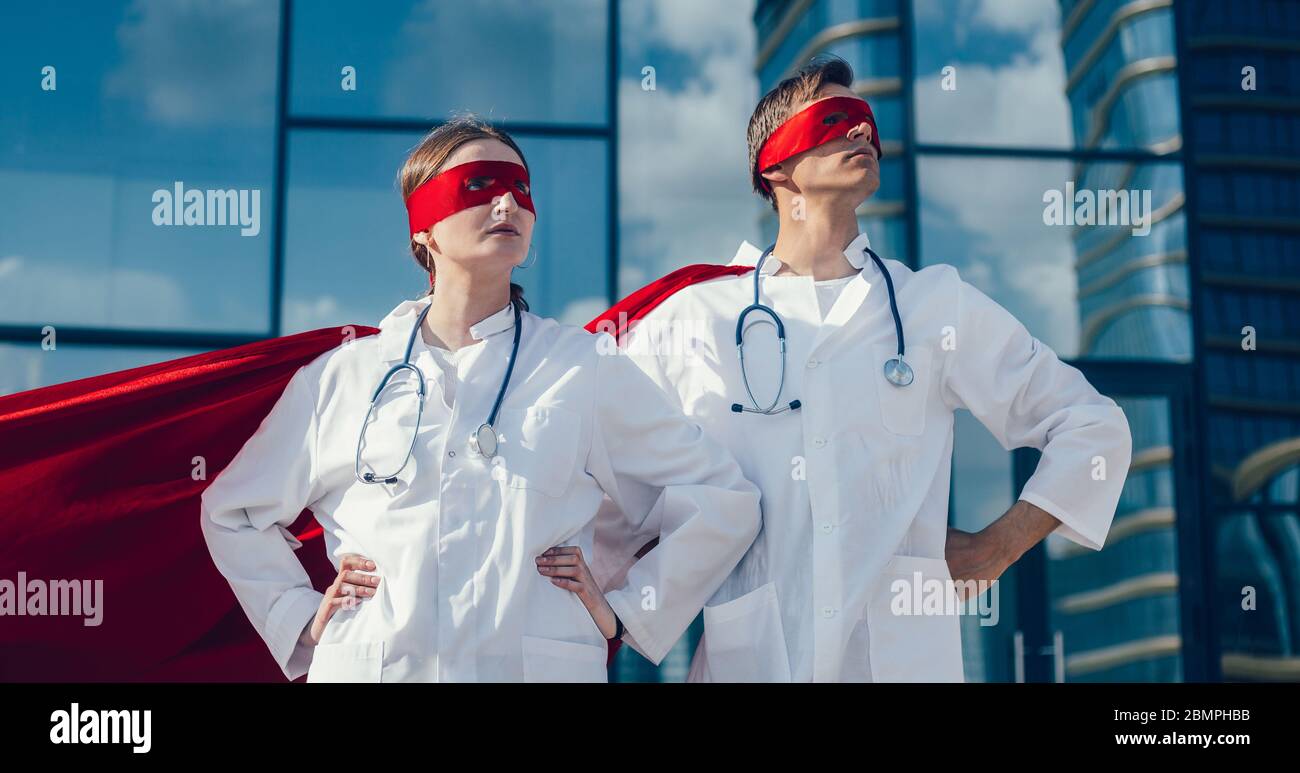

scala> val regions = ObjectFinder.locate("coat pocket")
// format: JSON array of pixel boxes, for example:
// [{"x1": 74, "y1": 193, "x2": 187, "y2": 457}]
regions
[
  {"x1": 306, "y1": 640, "x2": 384, "y2": 683},
  {"x1": 702, "y1": 581, "x2": 792, "y2": 682},
  {"x1": 872, "y1": 343, "x2": 930, "y2": 436},
  {"x1": 865, "y1": 554, "x2": 964, "y2": 682},
  {"x1": 521, "y1": 635, "x2": 609, "y2": 683},
  {"x1": 500, "y1": 406, "x2": 581, "y2": 497}
]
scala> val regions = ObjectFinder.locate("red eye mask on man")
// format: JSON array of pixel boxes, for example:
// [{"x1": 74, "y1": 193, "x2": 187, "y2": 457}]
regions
[
  {"x1": 755, "y1": 95, "x2": 882, "y2": 191},
  {"x1": 406, "y1": 159, "x2": 536, "y2": 236}
]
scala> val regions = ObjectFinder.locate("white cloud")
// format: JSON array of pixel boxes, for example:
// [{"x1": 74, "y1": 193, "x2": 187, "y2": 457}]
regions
[
  {"x1": 970, "y1": 0, "x2": 1060, "y2": 33},
  {"x1": 103, "y1": 0, "x2": 277, "y2": 128},
  {"x1": 0, "y1": 256, "x2": 188, "y2": 329},
  {"x1": 284, "y1": 294, "x2": 350, "y2": 334},
  {"x1": 0, "y1": 255, "x2": 22, "y2": 281},
  {"x1": 919, "y1": 154, "x2": 1080, "y2": 351},
  {"x1": 624, "y1": 0, "x2": 753, "y2": 60},
  {"x1": 383, "y1": 0, "x2": 606, "y2": 122},
  {"x1": 618, "y1": 0, "x2": 760, "y2": 291},
  {"x1": 915, "y1": 26, "x2": 1073, "y2": 147}
]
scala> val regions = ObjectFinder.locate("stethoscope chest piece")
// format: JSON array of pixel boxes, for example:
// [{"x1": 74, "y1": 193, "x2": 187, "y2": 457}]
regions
[
  {"x1": 883, "y1": 356, "x2": 914, "y2": 387},
  {"x1": 470, "y1": 422, "x2": 500, "y2": 459}
]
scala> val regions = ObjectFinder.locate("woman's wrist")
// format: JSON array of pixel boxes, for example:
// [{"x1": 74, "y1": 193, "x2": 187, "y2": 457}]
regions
[{"x1": 299, "y1": 619, "x2": 317, "y2": 648}]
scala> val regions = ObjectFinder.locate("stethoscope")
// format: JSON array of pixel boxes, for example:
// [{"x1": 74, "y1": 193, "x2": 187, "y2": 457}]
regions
[
  {"x1": 731, "y1": 243, "x2": 912, "y2": 416},
  {"x1": 354, "y1": 300, "x2": 523, "y2": 484}
]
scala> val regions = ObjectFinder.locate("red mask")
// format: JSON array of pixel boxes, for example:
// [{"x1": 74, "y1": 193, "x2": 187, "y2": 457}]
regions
[
  {"x1": 755, "y1": 95, "x2": 882, "y2": 190},
  {"x1": 406, "y1": 159, "x2": 536, "y2": 236}
]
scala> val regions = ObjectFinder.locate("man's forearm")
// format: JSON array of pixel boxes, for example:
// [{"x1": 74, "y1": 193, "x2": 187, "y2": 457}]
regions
[{"x1": 984, "y1": 499, "x2": 1062, "y2": 566}]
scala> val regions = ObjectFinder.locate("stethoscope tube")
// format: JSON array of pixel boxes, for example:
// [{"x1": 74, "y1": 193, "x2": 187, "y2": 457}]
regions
[
  {"x1": 863, "y1": 246, "x2": 914, "y2": 388},
  {"x1": 355, "y1": 299, "x2": 523, "y2": 485},
  {"x1": 731, "y1": 242, "x2": 911, "y2": 416},
  {"x1": 731, "y1": 265, "x2": 800, "y2": 414},
  {"x1": 471, "y1": 301, "x2": 524, "y2": 458}
]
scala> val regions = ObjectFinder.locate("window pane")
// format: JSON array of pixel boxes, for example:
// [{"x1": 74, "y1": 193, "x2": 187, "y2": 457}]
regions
[
  {"x1": 912, "y1": 0, "x2": 1180, "y2": 151},
  {"x1": 617, "y1": 0, "x2": 762, "y2": 297},
  {"x1": 0, "y1": 344, "x2": 199, "y2": 397},
  {"x1": 757, "y1": 0, "x2": 901, "y2": 88},
  {"x1": 281, "y1": 130, "x2": 609, "y2": 334},
  {"x1": 290, "y1": 0, "x2": 609, "y2": 125},
  {"x1": 918, "y1": 155, "x2": 1190, "y2": 360},
  {"x1": 1215, "y1": 505, "x2": 1300, "y2": 681},
  {"x1": 913, "y1": 0, "x2": 1070, "y2": 148},
  {"x1": 0, "y1": 0, "x2": 278, "y2": 333},
  {"x1": 1048, "y1": 395, "x2": 1184, "y2": 682},
  {"x1": 950, "y1": 411, "x2": 1016, "y2": 683}
]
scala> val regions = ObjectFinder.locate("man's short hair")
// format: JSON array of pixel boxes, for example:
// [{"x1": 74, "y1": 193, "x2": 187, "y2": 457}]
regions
[{"x1": 747, "y1": 54, "x2": 856, "y2": 210}]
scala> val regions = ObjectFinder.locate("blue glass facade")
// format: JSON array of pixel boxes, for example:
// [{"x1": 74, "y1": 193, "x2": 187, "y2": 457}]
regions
[
  {"x1": 0, "y1": 0, "x2": 614, "y2": 395},
  {"x1": 1178, "y1": 0, "x2": 1300, "y2": 682},
  {"x1": 755, "y1": 0, "x2": 1299, "y2": 682},
  {"x1": 3, "y1": 0, "x2": 1295, "y2": 683}
]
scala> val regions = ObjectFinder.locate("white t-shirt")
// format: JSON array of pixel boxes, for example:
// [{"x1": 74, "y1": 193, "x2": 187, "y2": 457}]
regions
[
  {"x1": 419, "y1": 337, "x2": 470, "y2": 409},
  {"x1": 813, "y1": 275, "x2": 856, "y2": 321}
]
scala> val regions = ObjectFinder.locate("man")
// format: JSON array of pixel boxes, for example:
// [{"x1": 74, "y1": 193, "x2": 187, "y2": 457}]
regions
[{"x1": 597, "y1": 55, "x2": 1132, "y2": 682}]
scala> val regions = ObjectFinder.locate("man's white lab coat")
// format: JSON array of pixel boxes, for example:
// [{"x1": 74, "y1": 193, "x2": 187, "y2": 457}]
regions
[{"x1": 606, "y1": 232, "x2": 1132, "y2": 682}]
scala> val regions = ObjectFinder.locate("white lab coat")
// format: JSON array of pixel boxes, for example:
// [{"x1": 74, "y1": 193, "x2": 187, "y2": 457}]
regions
[
  {"x1": 605, "y1": 232, "x2": 1132, "y2": 682},
  {"x1": 200, "y1": 297, "x2": 761, "y2": 682}
]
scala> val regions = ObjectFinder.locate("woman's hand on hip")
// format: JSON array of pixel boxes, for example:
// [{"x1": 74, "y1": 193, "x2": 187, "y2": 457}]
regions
[
  {"x1": 535, "y1": 546, "x2": 617, "y2": 638},
  {"x1": 303, "y1": 553, "x2": 380, "y2": 646}
]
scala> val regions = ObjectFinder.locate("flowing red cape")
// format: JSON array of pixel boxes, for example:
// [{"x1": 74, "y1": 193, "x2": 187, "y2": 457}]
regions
[{"x1": 0, "y1": 263, "x2": 750, "y2": 681}]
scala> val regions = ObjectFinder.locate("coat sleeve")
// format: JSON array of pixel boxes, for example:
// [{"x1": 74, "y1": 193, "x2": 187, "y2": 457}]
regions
[
  {"x1": 938, "y1": 275, "x2": 1132, "y2": 551},
  {"x1": 199, "y1": 361, "x2": 328, "y2": 680},
  {"x1": 586, "y1": 322, "x2": 684, "y2": 593},
  {"x1": 586, "y1": 333, "x2": 761, "y2": 665}
]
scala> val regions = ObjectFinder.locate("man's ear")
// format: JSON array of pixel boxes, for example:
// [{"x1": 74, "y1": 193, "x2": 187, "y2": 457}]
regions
[{"x1": 760, "y1": 164, "x2": 790, "y2": 186}]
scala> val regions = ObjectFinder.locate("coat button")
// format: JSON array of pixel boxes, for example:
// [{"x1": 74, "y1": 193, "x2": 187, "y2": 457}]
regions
[
  {"x1": 820, "y1": 522, "x2": 834, "y2": 534},
  {"x1": 807, "y1": 358, "x2": 820, "y2": 368},
  {"x1": 812, "y1": 438, "x2": 826, "y2": 448},
  {"x1": 821, "y1": 606, "x2": 836, "y2": 618},
  {"x1": 448, "y1": 450, "x2": 456, "y2": 458}
]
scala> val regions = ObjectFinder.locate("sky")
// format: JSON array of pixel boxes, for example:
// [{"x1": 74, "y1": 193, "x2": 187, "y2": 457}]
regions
[{"x1": 0, "y1": 0, "x2": 1188, "y2": 391}]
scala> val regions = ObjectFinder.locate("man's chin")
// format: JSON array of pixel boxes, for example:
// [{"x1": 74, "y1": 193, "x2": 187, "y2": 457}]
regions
[{"x1": 845, "y1": 176, "x2": 880, "y2": 207}]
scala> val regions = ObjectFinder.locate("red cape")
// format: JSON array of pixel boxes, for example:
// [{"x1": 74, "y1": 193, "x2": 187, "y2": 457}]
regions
[{"x1": 0, "y1": 263, "x2": 750, "y2": 681}]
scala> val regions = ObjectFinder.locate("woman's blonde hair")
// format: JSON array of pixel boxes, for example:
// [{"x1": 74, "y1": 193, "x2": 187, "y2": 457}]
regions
[{"x1": 398, "y1": 115, "x2": 530, "y2": 309}]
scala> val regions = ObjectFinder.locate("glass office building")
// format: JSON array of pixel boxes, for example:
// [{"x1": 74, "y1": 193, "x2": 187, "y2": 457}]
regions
[
  {"x1": 0, "y1": 0, "x2": 708, "y2": 684},
  {"x1": 2, "y1": 0, "x2": 1295, "y2": 682},
  {"x1": 753, "y1": 0, "x2": 1300, "y2": 681},
  {"x1": 0, "y1": 0, "x2": 615, "y2": 392}
]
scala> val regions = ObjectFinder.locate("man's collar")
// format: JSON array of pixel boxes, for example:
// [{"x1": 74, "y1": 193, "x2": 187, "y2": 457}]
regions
[
  {"x1": 728, "y1": 230, "x2": 873, "y2": 274},
  {"x1": 376, "y1": 296, "x2": 516, "y2": 364},
  {"x1": 842, "y1": 231, "x2": 872, "y2": 269}
]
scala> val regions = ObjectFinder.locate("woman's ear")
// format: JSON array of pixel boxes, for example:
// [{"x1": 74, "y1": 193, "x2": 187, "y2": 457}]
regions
[{"x1": 413, "y1": 229, "x2": 441, "y2": 267}]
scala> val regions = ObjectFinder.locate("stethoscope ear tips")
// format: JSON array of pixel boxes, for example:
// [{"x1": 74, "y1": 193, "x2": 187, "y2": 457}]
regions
[
  {"x1": 731, "y1": 403, "x2": 744, "y2": 413},
  {"x1": 789, "y1": 400, "x2": 802, "y2": 410}
]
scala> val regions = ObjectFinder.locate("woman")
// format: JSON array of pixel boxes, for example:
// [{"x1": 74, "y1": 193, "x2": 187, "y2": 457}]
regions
[{"x1": 199, "y1": 116, "x2": 760, "y2": 682}]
